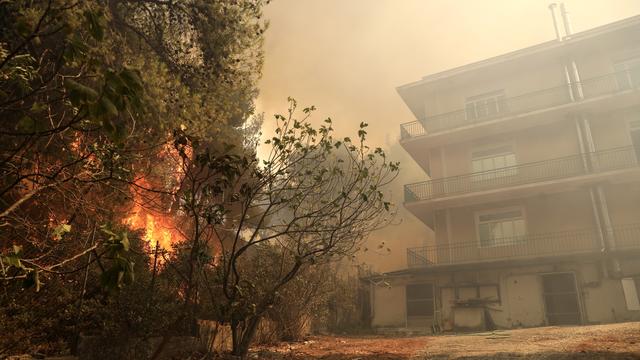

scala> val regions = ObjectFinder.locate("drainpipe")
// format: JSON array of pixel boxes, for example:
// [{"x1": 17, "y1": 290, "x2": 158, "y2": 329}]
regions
[
  {"x1": 571, "y1": 61, "x2": 585, "y2": 100},
  {"x1": 576, "y1": 118, "x2": 607, "y2": 253},
  {"x1": 446, "y1": 209, "x2": 453, "y2": 264},
  {"x1": 596, "y1": 186, "x2": 616, "y2": 250},
  {"x1": 588, "y1": 188, "x2": 607, "y2": 252},
  {"x1": 564, "y1": 65, "x2": 575, "y2": 102},
  {"x1": 579, "y1": 116, "x2": 621, "y2": 276},
  {"x1": 559, "y1": 2, "x2": 620, "y2": 277},
  {"x1": 574, "y1": 118, "x2": 590, "y2": 171}
]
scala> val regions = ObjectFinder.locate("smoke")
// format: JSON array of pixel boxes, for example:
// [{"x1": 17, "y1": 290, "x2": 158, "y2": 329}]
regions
[{"x1": 256, "y1": 0, "x2": 640, "y2": 273}]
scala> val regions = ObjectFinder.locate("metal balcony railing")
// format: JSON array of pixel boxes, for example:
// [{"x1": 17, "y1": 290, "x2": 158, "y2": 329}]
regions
[
  {"x1": 407, "y1": 224, "x2": 640, "y2": 268},
  {"x1": 404, "y1": 146, "x2": 638, "y2": 203},
  {"x1": 400, "y1": 69, "x2": 640, "y2": 140}
]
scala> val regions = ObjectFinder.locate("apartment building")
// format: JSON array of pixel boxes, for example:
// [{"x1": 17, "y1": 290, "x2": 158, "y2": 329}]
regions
[{"x1": 370, "y1": 13, "x2": 640, "y2": 332}]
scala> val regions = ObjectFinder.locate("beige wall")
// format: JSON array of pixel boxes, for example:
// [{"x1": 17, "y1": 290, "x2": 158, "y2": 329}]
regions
[
  {"x1": 431, "y1": 120, "x2": 581, "y2": 178},
  {"x1": 371, "y1": 282, "x2": 406, "y2": 328},
  {"x1": 437, "y1": 190, "x2": 595, "y2": 259},
  {"x1": 390, "y1": 23, "x2": 640, "y2": 331},
  {"x1": 573, "y1": 35, "x2": 640, "y2": 79},
  {"x1": 603, "y1": 182, "x2": 640, "y2": 228},
  {"x1": 419, "y1": 33, "x2": 640, "y2": 121},
  {"x1": 590, "y1": 109, "x2": 634, "y2": 150},
  {"x1": 421, "y1": 52, "x2": 567, "y2": 119},
  {"x1": 373, "y1": 261, "x2": 640, "y2": 330}
]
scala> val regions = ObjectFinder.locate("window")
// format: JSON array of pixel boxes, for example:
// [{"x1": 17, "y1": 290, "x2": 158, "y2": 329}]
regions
[
  {"x1": 406, "y1": 283, "x2": 434, "y2": 317},
  {"x1": 476, "y1": 208, "x2": 526, "y2": 247},
  {"x1": 614, "y1": 57, "x2": 640, "y2": 90},
  {"x1": 471, "y1": 145, "x2": 517, "y2": 180},
  {"x1": 452, "y1": 284, "x2": 500, "y2": 303},
  {"x1": 465, "y1": 91, "x2": 508, "y2": 120}
]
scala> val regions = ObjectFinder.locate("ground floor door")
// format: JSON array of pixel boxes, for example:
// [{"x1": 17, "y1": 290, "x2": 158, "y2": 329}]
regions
[
  {"x1": 406, "y1": 283, "x2": 434, "y2": 328},
  {"x1": 541, "y1": 273, "x2": 581, "y2": 325},
  {"x1": 629, "y1": 124, "x2": 640, "y2": 160}
]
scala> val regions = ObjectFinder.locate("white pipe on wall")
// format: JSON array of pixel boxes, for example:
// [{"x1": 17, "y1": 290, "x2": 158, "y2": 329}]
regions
[{"x1": 548, "y1": 3, "x2": 563, "y2": 41}]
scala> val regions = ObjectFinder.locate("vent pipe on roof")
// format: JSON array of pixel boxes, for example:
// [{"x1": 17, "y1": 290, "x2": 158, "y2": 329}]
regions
[
  {"x1": 548, "y1": 3, "x2": 563, "y2": 41},
  {"x1": 559, "y1": 2, "x2": 573, "y2": 38}
]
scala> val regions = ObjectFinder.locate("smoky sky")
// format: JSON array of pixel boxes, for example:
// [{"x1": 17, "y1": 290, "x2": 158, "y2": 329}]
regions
[{"x1": 255, "y1": 0, "x2": 640, "y2": 272}]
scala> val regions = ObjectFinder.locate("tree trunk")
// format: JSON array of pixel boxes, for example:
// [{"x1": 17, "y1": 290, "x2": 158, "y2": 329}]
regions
[{"x1": 232, "y1": 315, "x2": 262, "y2": 359}]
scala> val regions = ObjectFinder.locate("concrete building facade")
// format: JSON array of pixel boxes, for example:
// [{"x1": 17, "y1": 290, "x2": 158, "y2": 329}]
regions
[{"x1": 371, "y1": 14, "x2": 640, "y2": 332}]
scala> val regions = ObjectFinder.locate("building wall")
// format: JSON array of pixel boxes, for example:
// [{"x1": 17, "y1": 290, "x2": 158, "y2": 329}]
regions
[
  {"x1": 419, "y1": 33, "x2": 640, "y2": 123},
  {"x1": 433, "y1": 190, "x2": 596, "y2": 265},
  {"x1": 393, "y1": 18, "x2": 640, "y2": 333},
  {"x1": 589, "y1": 109, "x2": 634, "y2": 150},
  {"x1": 372, "y1": 261, "x2": 640, "y2": 331},
  {"x1": 371, "y1": 281, "x2": 406, "y2": 328},
  {"x1": 572, "y1": 34, "x2": 640, "y2": 79},
  {"x1": 605, "y1": 182, "x2": 640, "y2": 227},
  {"x1": 432, "y1": 120, "x2": 580, "y2": 178},
  {"x1": 421, "y1": 54, "x2": 566, "y2": 119}
]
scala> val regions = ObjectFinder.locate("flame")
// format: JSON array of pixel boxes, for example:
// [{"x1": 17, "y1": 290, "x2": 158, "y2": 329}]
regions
[
  {"x1": 123, "y1": 175, "x2": 187, "y2": 261},
  {"x1": 125, "y1": 200, "x2": 178, "y2": 253},
  {"x1": 123, "y1": 142, "x2": 190, "y2": 259}
]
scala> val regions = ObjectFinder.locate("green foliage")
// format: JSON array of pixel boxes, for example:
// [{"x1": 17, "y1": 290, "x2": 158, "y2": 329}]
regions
[
  {"x1": 176, "y1": 99, "x2": 399, "y2": 356},
  {"x1": 99, "y1": 225, "x2": 135, "y2": 291},
  {"x1": 0, "y1": 0, "x2": 266, "y2": 356},
  {"x1": 0, "y1": 245, "x2": 41, "y2": 292}
]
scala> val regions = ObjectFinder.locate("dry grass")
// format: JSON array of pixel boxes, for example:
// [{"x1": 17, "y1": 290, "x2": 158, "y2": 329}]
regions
[{"x1": 249, "y1": 322, "x2": 640, "y2": 360}]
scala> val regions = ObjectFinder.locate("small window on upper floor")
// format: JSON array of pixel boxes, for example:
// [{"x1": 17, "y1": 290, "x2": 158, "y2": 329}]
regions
[
  {"x1": 476, "y1": 207, "x2": 526, "y2": 248},
  {"x1": 471, "y1": 144, "x2": 517, "y2": 180},
  {"x1": 465, "y1": 90, "x2": 508, "y2": 121},
  {"x1": 614, "y1": 57, "x2": 640, "y2": 90}
]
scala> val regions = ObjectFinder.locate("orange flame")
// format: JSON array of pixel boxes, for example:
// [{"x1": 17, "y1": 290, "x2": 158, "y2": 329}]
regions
[
  {"x1": 123, "y1": 142, "x2": 189, "y2": 257},
  {"x1": 125, "y1": 200, "x2": 179, "y2": 253}
]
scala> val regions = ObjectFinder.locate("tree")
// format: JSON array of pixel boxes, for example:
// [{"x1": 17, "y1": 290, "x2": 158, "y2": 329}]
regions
[
  {"x1": 171, "y1": 98, "x2": 399, "y2": 357},
  {"x1": 0, "y1": 0, "x2": 266, "y2": 355}
]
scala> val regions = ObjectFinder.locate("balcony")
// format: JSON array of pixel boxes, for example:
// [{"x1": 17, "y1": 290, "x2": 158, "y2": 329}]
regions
[
  {"x1": 407, "y1": 223, "x2": 640, "y2": 268},
  {"x1": 404, "y1": 146, "x2": 638, "y2": 204},
  {"x1": 400, "y1": 69, "x2": 640, "y2": 141}
]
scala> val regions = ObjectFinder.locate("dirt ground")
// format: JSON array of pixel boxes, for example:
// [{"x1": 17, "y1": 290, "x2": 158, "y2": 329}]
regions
[{"x1": 250, "y1": 322, "x2": 640, "y2": 359}]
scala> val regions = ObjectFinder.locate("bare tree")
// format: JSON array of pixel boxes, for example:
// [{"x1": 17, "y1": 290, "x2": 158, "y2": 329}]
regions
[{"x1": 167, "y1": 98, "x2": 399, "y2": 358}]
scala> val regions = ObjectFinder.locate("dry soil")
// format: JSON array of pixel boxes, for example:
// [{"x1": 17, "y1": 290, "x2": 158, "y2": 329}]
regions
[{"x1": 250, "y1": 322, "x2": 640, "y2": 360}]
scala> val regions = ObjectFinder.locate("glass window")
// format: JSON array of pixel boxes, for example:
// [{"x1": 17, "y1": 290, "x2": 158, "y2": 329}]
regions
[
  {"x1": 471, "y1": 145, "x2": 517, "y2": 180},
  {"x1": 477, "y1": 208, "x2": 526, "y2": 247},
  {"x1": 465, "y1": 91, "x2": 507, "y2": 120}
]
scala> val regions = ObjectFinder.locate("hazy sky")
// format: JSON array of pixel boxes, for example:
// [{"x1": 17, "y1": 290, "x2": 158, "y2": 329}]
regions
[
  {"x1": 257, "y1": 0, "x2": 640, "y2": 149},
  {"x1": 255, "y1": 0, "x2": 640, "y2": 271}
]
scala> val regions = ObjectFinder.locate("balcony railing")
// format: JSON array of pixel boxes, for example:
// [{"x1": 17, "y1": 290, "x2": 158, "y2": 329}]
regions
[
  {"x1": 407, "y1": 224, "x2": 640, "y2": 268},
  {"x1": 400, "y1": 69, "x2": 640, "y2": 140},
  {"x1": 405, "y1": 146, "x2": 638, "y2": 203}
]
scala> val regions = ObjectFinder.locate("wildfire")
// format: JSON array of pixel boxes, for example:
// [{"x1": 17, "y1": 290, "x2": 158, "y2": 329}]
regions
[
  {"x1": 125, "y1": 200, "x2": 180, "y2": 253},
  {"x1": 123, "y1": 142, "x2": 190, "y2": 257}
]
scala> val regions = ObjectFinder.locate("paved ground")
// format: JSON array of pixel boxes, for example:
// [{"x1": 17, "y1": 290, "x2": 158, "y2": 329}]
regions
[{"x1": 250, "y1": 322, "x2": 640, "y2": 359}]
